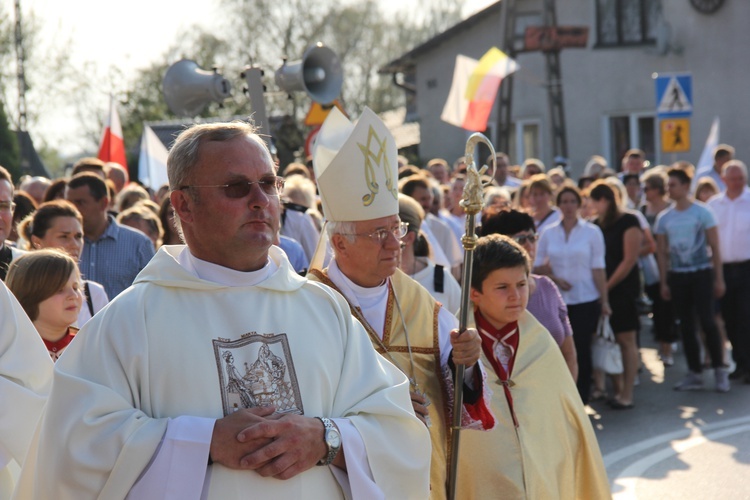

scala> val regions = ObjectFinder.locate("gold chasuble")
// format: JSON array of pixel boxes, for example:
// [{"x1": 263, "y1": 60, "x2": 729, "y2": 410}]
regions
[
  {"x1": 310, "y1": 268, "x2": 451, "y2": 500},
  {"x1": 457, "y1": 310, "x2": 611, "y2": 499}
]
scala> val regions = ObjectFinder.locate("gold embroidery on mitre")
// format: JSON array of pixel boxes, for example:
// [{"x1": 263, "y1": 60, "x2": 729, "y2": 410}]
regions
[{"x1": 358, "y1": 126, "x2": 397, "y2": 206}]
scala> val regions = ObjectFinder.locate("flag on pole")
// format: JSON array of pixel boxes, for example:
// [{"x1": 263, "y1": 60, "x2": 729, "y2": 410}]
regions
[
  {"x1": 441, "y1": 47, "x2": 519, "y2": 131},
  {"x1": 97, "y1": 96, "x2": 128, "y2": 169},
  {"x1": 138, "y1": 125, "x2": 169, "y2": 190},
  {"x1": 694, "y1": 117, "x2": 719, "y2": 178}
]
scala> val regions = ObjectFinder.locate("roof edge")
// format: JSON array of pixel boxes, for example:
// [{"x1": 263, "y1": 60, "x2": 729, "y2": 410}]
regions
[{"x1": 379, "y1": 1, "x2": 502, "y2": 74}]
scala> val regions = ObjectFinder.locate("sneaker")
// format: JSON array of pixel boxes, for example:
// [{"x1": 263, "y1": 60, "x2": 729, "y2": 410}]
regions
[
  {"x1": 715, "y1": 368, "x2": 730, "y2": 393},
  {"x1": 674, "y1": 372, "x2": 704, "y2": 391},
  {"x1": 660, "y1": 354, "x2": 675, "y2": 367}
]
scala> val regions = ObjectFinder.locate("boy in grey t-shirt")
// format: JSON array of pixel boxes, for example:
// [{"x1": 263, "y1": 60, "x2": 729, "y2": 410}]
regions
[{"x1": 655, "y1": 168, "x2": 728, "y2": 392}]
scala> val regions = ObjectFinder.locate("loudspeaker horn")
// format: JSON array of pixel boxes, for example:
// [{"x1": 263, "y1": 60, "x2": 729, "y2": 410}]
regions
[
  {"x1": 163, "y1": 59, "x2": 233, "y2": 116},
  {"x1": 274, "y1": 43, "x2": 343, "y2": 104}
]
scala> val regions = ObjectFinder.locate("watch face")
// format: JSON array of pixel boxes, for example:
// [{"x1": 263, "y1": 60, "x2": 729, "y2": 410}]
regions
[{"x1": 328, "y1": 428, "x2": 341, "y2": 449}]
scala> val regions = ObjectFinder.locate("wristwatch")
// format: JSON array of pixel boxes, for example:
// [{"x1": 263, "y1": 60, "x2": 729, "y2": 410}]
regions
[{"x1": 315, "y1": 417, "x2": 341, "y2": 466}]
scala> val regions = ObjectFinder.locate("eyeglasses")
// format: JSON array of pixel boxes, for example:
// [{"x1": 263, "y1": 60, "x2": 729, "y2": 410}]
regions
[
  {"x1": 179, "y1": 177, "x2": 285, "y2": 198},
  {"x1": 341, "y1": 222, "x2": 409, "y2": 245},
  {"x1": 513, "y1": 233, "x2": 538, "y2": 245},
  {"x1": 0, "y1": 201, "x2": 15, "y2": 213}
]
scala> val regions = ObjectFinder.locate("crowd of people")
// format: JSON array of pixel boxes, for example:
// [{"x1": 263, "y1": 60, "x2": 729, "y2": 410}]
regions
[{"x1": 0, "y1": 107, "x2": 744, "y2": 498}]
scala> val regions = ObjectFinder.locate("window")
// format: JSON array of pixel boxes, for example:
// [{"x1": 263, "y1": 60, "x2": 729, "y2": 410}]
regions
[
  {"x1": 509, "y1": 120, "x2": 541, "y2": 165},
  {"x1": 596, "y1": 0, "x2": 660, "y2": 47},
  {"x1": 604, "y1": 113, "x2": 656, "y2": 167}
]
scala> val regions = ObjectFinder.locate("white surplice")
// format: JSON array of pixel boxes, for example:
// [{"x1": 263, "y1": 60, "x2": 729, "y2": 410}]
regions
[
  {"x1": 0, "y1": 280, "x2": 53, "y2": 497},
  {"x1": 14, "y1": 245, "x2": 430, "y2": 499}
]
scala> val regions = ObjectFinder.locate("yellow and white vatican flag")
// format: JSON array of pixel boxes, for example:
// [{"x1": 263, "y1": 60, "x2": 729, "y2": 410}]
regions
[{"x1": 441, "y1": 47, "x2": 519, "y2": 132}]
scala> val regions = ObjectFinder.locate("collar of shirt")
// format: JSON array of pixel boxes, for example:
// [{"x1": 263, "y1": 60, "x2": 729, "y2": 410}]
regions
[
  {"x1": 327, "y1": 259, "x2": 389, "y2": 310},
  {"x1": 327, "y1": 259, "x2": 390, "y2": 338},
  {"x1": 177, "y1": 246, "x2": 277, "y2": 287},
  {"x1": 43, "y1": 327, "x2": 78, "y2": 353},
  {"x1": 714, "y1": 186, "x2": 750, "y2": 203},
  {"x1": 474, "y1": 309, "x2": 519, "y2": 380}
]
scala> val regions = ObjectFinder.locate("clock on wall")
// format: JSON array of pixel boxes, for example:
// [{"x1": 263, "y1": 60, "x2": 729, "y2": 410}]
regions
[{"x1": 690, "y1": 0, "x2": 725, "y2": 14}]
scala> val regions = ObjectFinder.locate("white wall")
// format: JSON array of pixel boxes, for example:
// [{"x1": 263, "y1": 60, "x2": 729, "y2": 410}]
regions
[{"x1": 406, "y1": 0, "x2": 750, "y2": 178}]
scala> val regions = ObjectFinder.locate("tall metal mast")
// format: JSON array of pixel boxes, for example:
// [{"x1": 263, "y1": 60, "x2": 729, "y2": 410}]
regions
[
  {"x1": 497, "y1": 0, "x2": 569, "y2": 159},
  {"x1": 14, "y1": 0, "x2": 28, "y2": 132}
]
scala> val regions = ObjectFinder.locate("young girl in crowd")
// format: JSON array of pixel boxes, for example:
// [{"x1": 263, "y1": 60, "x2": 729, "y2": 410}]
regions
[
  {"x1": 6, "y1": 249, "x2": 83, "y2": 361},
  {"x1": 18, "y1": 200, "x2": 108, "y2": 327}
]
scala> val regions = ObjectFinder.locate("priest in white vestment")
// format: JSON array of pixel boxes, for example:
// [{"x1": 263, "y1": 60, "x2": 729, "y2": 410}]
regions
[
  {"x1": 14, "y1": 121, "x2": 430, "y2": 499},
  {"x1": 0, "y1": 279, "x2": 53, "y2": 497}
]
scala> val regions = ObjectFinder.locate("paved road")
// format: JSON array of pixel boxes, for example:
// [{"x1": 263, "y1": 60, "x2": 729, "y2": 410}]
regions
[{"x1": 590, "y1": 316, "x2": 750, "y2": 499}]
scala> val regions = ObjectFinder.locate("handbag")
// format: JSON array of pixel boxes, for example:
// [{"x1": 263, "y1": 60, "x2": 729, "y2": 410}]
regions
[{"x1": 592, "y1": 316, "x2": 624, "y2": 375}]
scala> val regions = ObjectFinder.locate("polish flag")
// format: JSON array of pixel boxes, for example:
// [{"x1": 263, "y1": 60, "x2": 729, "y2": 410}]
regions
[
  {"x1": 98, "y1": 96, "x2": 127, "y2": 168},
  {"x1": 441, "y1": 47, "x2": 519, "y2": 131}
]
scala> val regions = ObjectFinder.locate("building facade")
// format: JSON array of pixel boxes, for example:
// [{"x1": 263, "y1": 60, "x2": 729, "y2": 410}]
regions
[{"x1": 381, "y1": 0, "x2": 748, "y2": 177}]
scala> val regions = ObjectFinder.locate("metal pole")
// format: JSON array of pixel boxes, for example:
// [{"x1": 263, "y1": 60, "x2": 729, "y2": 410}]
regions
[{"x1": 447, "y1": 133, "x2": 496, "y2": 499}]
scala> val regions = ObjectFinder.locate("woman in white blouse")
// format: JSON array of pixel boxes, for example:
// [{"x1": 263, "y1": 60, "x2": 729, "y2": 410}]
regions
[{"x1": 535, "y1": 185, "x2": 611, "y2": 405}]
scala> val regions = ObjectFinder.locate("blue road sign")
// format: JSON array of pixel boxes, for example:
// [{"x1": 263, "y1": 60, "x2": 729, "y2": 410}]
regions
[{"x1": 654, "y1": 73, "x2": 692, "y2": 118}]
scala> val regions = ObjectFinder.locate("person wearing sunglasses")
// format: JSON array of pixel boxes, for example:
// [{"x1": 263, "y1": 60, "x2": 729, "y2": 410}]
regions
[
  {"x1": 480, "y1": 209, "x2": 578, "y2": 380},
  {"x1": 0, "y1": 166, "x2": 27, "y2": 281},
  {"x1": 309, "y1": 107, "x2": 493, "y2": 499},
  {"x1": 16, "y1": 121, "x2": 431, "y2": 499}
]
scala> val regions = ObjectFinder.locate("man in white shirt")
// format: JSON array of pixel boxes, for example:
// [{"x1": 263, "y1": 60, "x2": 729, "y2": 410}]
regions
[
  {"x1": 708, "y1": 159, "x2": 750, "y2": 383},
  {"x1": 399, "y1": 175, "x2": 463, "y2": 271},
  {"x1": 14, "y1": 121, "x2": 430, "y2": 499},
  {"x1": 487, "y1": 152, "x2": 521, "y2": 188}
]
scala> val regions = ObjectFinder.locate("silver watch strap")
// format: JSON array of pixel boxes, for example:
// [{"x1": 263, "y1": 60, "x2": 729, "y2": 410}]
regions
[{"x1": 315, "y1": 417, "x2": 339, "y2": 466}]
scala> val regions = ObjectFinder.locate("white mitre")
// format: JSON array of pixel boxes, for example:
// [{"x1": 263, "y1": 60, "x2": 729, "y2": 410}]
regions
[{"x1": 313, "y1": 106, "x2": 399, "y2": 222}]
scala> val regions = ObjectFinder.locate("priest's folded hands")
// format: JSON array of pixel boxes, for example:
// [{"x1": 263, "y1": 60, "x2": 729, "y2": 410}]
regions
[
  {"x1": 210, "y1": 406, "x2": 345, "y2": 479},
  {"x1": 449, "y1": 327, "x2": 482, "y2": 366}
]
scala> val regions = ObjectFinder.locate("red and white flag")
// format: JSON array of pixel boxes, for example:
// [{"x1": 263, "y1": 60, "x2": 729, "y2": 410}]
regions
[{"x1": 98, "y1": 96, "x2": 127, "y2": 168}]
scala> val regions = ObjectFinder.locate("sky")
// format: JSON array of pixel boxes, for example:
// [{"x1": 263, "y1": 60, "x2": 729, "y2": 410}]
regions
[{"x1": 3, "y1": 0, "x2": 494, "y2": 158}]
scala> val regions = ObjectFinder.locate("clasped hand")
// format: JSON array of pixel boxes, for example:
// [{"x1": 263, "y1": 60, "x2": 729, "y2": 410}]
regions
[{"x1": 210, "y1": 407, "x2": 328, "y2": 480}]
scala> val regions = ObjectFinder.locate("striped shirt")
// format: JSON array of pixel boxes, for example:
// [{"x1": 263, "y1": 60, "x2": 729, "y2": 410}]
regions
[{"x1": 79, "y1": 215, "x2": 155, "y2": 298}]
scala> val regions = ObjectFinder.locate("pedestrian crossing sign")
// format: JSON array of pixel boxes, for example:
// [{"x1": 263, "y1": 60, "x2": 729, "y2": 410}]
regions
[
  {"x1": 654, "y1": 73, "x2": 692, "y2": 118},
  {"x1": 660, "y1": 118, "x2": 690, "y2": 153}
]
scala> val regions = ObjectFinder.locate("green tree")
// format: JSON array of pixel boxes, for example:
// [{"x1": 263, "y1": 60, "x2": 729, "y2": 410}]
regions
[
  {"x1": 0, "y1": 101, "x2": 21, "y2": 180},
  {"x1": 115, "y1": 0, "x2": 465, "y2": 165}
]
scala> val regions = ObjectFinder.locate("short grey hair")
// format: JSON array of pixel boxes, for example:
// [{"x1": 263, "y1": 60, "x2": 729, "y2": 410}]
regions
[
  {"x1": 483, "y1": 186, "x2": 511, "y2": 209},
  {"x1": 167, "y1": 121, "x2": 273, "y2": 190},
  {"x1": 722, "y1": 159, "x2": 748, "y2": 178},
  {"x1": 326, "y1": 220, "x2": 357, "y2": 247}
]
